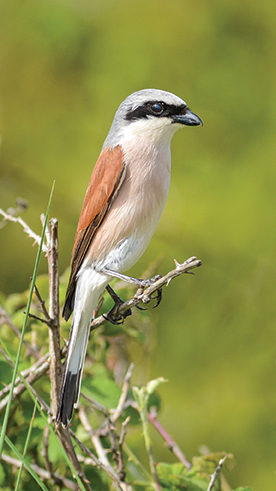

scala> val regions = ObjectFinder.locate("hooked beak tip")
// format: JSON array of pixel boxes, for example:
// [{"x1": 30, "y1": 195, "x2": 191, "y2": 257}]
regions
[{"x1": 173, "y1": 109, "x2": 203, "y2": 127}]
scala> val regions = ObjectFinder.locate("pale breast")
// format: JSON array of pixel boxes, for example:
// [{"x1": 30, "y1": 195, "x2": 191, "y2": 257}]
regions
[{"x1": 83, "y1": 137, "x2": 171, "y2": 273}]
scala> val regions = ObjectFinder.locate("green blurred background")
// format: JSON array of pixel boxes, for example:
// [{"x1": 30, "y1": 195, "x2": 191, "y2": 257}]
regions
[{"x1": 1, "y1": 0, "x2": 276, "y2": 489}]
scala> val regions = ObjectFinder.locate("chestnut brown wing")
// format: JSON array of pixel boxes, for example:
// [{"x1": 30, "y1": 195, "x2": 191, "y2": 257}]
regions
[{"x1": 63, "y1": 145, "x2": 126, "y2": 321}]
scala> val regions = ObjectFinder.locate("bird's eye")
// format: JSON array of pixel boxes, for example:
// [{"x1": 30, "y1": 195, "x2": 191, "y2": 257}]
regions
[{"x1": 150, "y1": 102, "x2": 164, "y2": 115}]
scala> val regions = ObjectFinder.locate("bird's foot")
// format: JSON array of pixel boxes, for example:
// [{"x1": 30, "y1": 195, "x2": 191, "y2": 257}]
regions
[
  {"x1": 134, "y1": 275, "x2": 163, "y2": 310},
  {"x1": 103, "y1": 284, "x2": 132, "y2": 325}
]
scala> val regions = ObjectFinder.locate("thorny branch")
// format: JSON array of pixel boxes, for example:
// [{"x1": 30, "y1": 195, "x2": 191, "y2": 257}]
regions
[
  {"x1": 0, "y1": 198, "x2": 28, "y2": 229},
  {"x1": 90, "y1": 256, "x2": 202, "y2": 332},
  {"x1": 0, "y1": 207, "x2": 49, "y2": 253}
]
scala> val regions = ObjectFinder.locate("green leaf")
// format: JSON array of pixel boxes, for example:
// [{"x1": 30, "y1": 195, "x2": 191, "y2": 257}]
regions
[
  {"x1": 0, "y1": 463, "x2": 5, "y2": 485},
  {"x1": 31, "y1": 416, "x2": 46, "y2": 430},
  {"x1": 157, "y1": 462, "x2": 208, "y2": 491},
  {"x1": 82, "y1": 363, "x2": 121, "y2": 409},
  {"x1": 146, "y1": 377, "x2": 167, "y2": 395},
  {"x1": 191, "y1": 452, "x2": 235, "y2": 477},
  {"x1": 0, "y1": 360, "x2": 13, "y2": 386}
]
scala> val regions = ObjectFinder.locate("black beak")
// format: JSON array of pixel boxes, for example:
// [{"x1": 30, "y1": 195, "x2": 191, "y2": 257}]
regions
[{"x1": 173, "y1": 109, "x2": 203, "y2": 126}]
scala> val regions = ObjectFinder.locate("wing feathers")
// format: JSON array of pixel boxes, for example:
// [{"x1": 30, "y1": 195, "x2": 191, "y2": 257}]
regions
[{"x1": 63, "y1": 145, "x2": 126, "y2": 320}]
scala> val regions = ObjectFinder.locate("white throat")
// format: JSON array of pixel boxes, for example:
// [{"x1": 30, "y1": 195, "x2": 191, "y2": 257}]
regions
[{"x1": 120, "y1": 117, "x2": 182, "y2": 147}]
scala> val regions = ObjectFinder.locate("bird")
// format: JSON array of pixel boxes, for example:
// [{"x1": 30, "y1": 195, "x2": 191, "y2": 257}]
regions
[{"x1": 56, "y1": 88, "x2": 203, "y2": 427}]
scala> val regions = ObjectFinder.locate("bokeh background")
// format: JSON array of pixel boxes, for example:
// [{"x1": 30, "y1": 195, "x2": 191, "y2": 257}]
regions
[{"x1": 1, "y1": 1, "x2": 276, "y2": 489}]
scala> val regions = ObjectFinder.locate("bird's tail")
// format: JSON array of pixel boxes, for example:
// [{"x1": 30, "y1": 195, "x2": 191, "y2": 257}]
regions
[
  {"x1": 56, "y1": 271, "x2": 108, "y2": 427},
  {"x1": 56, "y1": 319, "x2": 90, "y2": 427}
]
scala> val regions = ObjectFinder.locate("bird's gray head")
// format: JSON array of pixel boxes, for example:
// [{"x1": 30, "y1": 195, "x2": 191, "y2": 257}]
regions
[{"x1": 103, "y1": 89, "x2": 203, "y2": 149}]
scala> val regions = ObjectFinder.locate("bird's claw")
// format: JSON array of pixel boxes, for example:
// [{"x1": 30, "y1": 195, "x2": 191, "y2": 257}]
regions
[
  {"x1": 137, "y1": 274, "x2": 162, "y2": 288},
  {"x1": 104, "y1": 284, "x2": 132, "y2": 324},
  {"x1": 153, "y1": 287, "x2": 162, "y2": 308},
  {"x1": 135, "y1": 275, "x2": 163, "y2": 310},
  {"x1": 103, "y1": 303, "x2": 132, "y2": 325}
]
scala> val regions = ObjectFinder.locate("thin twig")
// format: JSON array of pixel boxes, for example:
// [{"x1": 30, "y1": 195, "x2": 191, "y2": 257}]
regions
[
  {"x1": 33, "y1": 284, "x2": 51, "y2": 323},
  {"x1": 147, "y1": 406, "x2": 191, "y2": 469},
  {"x1": 110, "y1": 363, "x2": 134, "y2": 424},
  {"x1": 0, "y1": 198, "x2": 28, "y2": 229},
  {"x1": 40, "y1": 214, "x2": 51, "y2": 250},
  {"x1": 24, "y1": 312, "x2": 52, "y2": 326},
  {"x1": 80, "y1": 391, "x2": 110, "y2": 416},
  {"x1": 90, "y1": 256, "x2": 202, "y2": 332},
  {"x1": 118, "y1": 417, "x2": 130, "y2": 481},
  {"x1": 1, "y1": 453, "x2": 78, "y2": 490},
  {"x1": 207, "y1": 456, "x2": 228, "y2": 491},
  {"x1": 47, "y1": 218, "x2": 61, "y2": 416},
  {"x1": 45, "y1": 258, "x2": 202, "y2": 369},
  {"x1": 0, "y1": 350, "x2": 50, "y2": 414},
  {"x1": 41, "y1": 420, "x2": 60, "y2": 486},
  {"x1": 0, "y1": 305, "x2": 40, "y2": 360},
  {"x1": 69, "y1": 429, "x2": 102, "y2": 468},
  {"x1": 0, "y1": 208, "x2": 48, "y2": 252},
  {"x1": 0, "y1": 352, "x2": 49, "y2": 400},
  {"x1": 57, "y1": 425, "x2": 94, "y2": 491},
  {"x1": 79, "y1": 407, "x2": 125, "y2": 491},
  {"x1": 107, "y1": 416, "x2": 119, "y2": 466}
]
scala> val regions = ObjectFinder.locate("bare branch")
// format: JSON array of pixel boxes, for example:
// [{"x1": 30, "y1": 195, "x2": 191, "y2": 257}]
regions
[
  {"x1": 24, "y1": 311, "x2": 52, "y2": 326},
  {"x1": 79, "y1": 407, "x2": 126, "y2": 490},
  {"x1": 0, "y1": 208, "x2": 48, "y2": 252},
  {"x1": 147, "y1": 406, "x2": 191, "y2": 469},
  {"x1": 33, "y1": 283, "x2": 51, "y2": 323},
  {"x1": 110, "y1": 363, "x2": 134, "y2": 424},
  {"x1": 47, "y1": 218, "x2": 61, "y2": 416},
  {"x1": 0, "y1": 352, "x2": 49, "y2": 400},
  {"x1": 41, "y1": 423, "x2": 52, "y2": 476},
  {"x1": 117, "y1": 416, "x2": 130, "y2": 481},
  {"x1": 0, "y1": 350, "x2": 50, "y2": 414},
  {"x1": 40, "y1": 213, "x2": 51, "y2": 249},
  {"x1": 1, "y1": 453, "x2": 78, "y2": 490},
  {"x1": 0, "y1": 304, "x2": 40, "y2": 360},
  {"x1": 0, "y1": 198, "x2": 28, "y2": 229},
  {"x1": 56, "y1": 424, "x2": 94, "y2": 491},
  {"x1": 90, "y1": 257, "x2": 202, "y2": 332},
  {"x1": 207, "y1": 455, "x2": 228, "y2": 491},
  {"x1": 42, "y1": 219, "x2": 93, "y2": 491}
]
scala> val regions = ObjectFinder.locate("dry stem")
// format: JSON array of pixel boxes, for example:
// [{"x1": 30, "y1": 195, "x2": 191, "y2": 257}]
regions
[
  {"x1": 147, "y1": 406, "x2": 191, "y2": 469},
  {"x1": 1, "y1": 453, "x2": 78, "y2": 490},
  {"x1": 0, "y1": 208, "x2": 48, "y2": 252}
]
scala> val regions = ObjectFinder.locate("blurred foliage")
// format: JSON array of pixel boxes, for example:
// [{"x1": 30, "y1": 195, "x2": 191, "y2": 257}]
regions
[
  {"x1": 1, "y1": 0, "x2": 276, "y2": 489},
  {"x1": 0, "y1": 275, "x2": 249, "y2": 490}
]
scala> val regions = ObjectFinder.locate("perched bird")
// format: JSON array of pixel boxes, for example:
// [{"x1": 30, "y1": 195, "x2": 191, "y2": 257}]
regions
[{"x1": 56, "y1": 89, "x2": 203, "y2": 427}]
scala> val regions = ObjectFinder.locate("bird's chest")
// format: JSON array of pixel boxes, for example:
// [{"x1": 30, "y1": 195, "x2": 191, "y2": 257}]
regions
[
  {"x1": 123, "y1": 140, "x2": 171, "y2": 230},
  {"x1": 89, "y1": 140, "x2": 171, "y2": 272}
]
